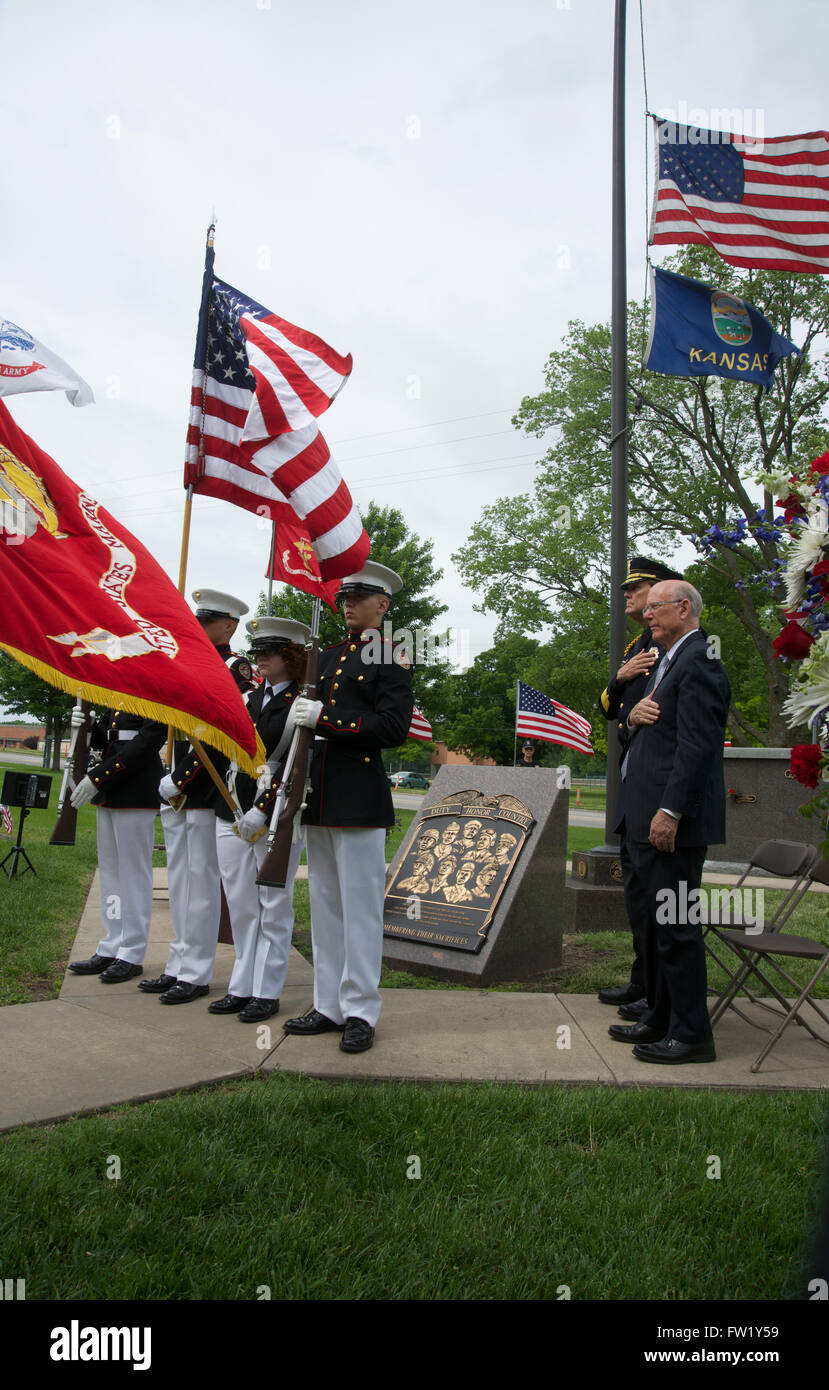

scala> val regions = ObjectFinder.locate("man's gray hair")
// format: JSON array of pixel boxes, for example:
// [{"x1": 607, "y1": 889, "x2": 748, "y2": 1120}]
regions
[{"x1": 673, "y1": 580, "x2": 703, "y2": 617}]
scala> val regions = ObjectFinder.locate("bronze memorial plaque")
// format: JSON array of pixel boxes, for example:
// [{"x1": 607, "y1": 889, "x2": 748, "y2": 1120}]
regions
[{"x1": 384, "y1": 790, "x2": 535, "y2": 953}]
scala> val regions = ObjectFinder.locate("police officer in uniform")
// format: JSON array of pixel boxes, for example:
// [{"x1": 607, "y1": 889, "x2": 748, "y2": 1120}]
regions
[
  {"x1": 68, "y1": 710, "x2": 166, "y2": 982},
  {"x1": 596, "y1": 555, "x2": 682, "y2": 1014},
  {"x1": 209, "y1": 615, "x2": 309, "y2": 1021},
  {"x1": 283, "y1": 561, "x2": 414, "y2": 1053},
  {"x1": 149, "y1": 590, "x2": 255, "y2": 1003},
  {"x1": 516, "y1": 740, "x2": 540, "y2": 767}
]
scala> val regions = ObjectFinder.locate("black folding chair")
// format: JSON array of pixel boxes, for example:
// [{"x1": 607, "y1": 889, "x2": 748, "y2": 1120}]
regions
[
  {"x1": 710, "y1": 854, "x2": 829, "y2": 1072},
  {"x1": 705, "y1": 840, "x2": 818, "y2": 1024}
]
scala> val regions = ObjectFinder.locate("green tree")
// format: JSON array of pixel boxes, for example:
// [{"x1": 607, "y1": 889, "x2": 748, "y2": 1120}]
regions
[
  {"x1": 453, "y1": 248, "x2": 829, "y2": 744},
  {"x1": 0, "y1": 654, "x2": 73, "y2": 770},
  {"x1": 256, "y1": 502, "x2": 451, "y2": 752}
]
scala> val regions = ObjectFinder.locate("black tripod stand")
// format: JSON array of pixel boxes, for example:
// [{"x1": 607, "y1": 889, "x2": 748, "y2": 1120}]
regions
[{"x1": 0, "y1": 806, "x2": 36, "y2": 880}]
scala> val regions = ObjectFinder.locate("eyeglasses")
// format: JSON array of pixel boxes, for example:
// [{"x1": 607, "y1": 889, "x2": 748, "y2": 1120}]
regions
[{"x1": 642, "y1": 599, "x2": 685, "y2": 614}]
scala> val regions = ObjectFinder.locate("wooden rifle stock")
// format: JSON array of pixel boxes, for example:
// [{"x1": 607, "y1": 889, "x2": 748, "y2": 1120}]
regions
[
  {"x1": 256, "y1": 625, "x2": 320, "y2": 889},
  {"x1": 50, "y1": 700, "x2": 93, "y2": 846}
]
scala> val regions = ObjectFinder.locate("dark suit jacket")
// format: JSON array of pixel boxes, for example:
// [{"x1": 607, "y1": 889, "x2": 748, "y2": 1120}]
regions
[
  {"x1": 303, "y1": 630, "x2": 414, "y2": 829},
  {"x1": 169, "y1": 647, "x2": 257, "y2": 811},
  {"x1": 612, "y1": 629, "x2": 730, "y2": 848}
]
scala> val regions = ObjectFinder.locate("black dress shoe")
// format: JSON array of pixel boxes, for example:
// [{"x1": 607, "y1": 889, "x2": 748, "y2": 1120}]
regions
[
  {"x1": 138, "y1": 974, "x2": 178, "y2": 993},
  {"x1": 608, "y1": 1021, "x2": 666, "y2": 1044},
  {"x1": 282, "y1": 1009, "x2": 344, "y2": 1035},
  {"x1": 339, "y1": 1017, "x2": 375, "y2": 1053},
  {"x1": 618, "y1": 998, "x2": 648, "y2": 1021},
  {"x1": 238, "y1": 997, "x2": 280, "y2": 1023},
  {"x1": 632, "y1": 1037, "x2": 717, "y2": 1065},
  {"x1": 207, "y1": 994, "x2": 251, "y2": 1014},
  {"x1": 598, "y1": 982, "x2": 646, "y2": 1006},
  {"x1": 68, "y1": 953, "x2": 115, "y2": 975},
  {"x1": 99, "y1": 959, "x2": 143, "y2": 983},
  {"x1": 160, "y1": 982, "x2": 210, "y2": 1005}
]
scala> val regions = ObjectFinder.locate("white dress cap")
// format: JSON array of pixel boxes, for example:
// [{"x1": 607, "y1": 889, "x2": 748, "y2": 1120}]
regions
[
  {"x1": 246, "y1": 617, "x2": 311, "y2": 649},
  {"x1": 335, "y1": 560, "x2": 403, "y2": 598},
  {"x1": 191, "y1": 589, "x2": 249, "y2": 620}
]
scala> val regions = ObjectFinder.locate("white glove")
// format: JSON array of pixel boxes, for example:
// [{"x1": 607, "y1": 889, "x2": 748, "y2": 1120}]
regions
[
  {"x1": 158, "y1": 773, "x2": 178, "y2": 803},
  {"x1": 70, "y1": 775, "x2": 97, "y2": 809},
  {"x1": 70, "y1": 707, "x2": 86, "y2": 729},
  {"x1": 239, "y1": 808, "x2": 267, "y2": 842},
  {"x1": 293, "y1": 697, "x2": 323, "y2": 729},
  {"x1": 256, "y1": 765, "x2": 277, "y2": 796}
]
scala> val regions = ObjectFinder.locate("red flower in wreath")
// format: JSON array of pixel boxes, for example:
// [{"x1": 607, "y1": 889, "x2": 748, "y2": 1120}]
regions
[
  {"x1": 811, "y1": 453, "x2": 829, "y2": 476},
  {"x1": 813, "y1": 558, "x2": 829, "y2": 597},
  {"x1": 790, "y1": 743, "x2": 824, "y2": 789},
  {"x1": 773, "y1": 620, "x2": 816, "y2": 660}
]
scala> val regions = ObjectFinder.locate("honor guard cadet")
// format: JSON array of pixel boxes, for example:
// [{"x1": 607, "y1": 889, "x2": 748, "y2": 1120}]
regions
[
  {"x1": 596, "y1": 555, "x2": 682, "y2": 1014},
  {"x1": 210, "y1": 616, "x2": 310, "y2": 1021},
  {"x1": 283, "y1": 561, "x2": 414, "y2": 1053},
  {"x1": 67, "y1": 710, "x2": 166, "y2": 982},
  {"x1": 149, "y1": 590, "x2": 254, "y2": 1004}
]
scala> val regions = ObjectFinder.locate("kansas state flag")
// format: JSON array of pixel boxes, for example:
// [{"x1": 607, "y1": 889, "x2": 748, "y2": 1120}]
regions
[{"x1": 645, "y1": 266, "x2": 799, "y2": 391}]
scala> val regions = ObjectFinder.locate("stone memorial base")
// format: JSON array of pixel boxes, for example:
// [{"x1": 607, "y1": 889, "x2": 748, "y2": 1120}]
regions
[{"x1": 382, "y1": 765, "x2": 568, "y2": 985}]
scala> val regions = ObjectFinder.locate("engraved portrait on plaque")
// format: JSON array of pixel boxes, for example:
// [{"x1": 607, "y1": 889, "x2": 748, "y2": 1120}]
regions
[{"x1": 384, "y1": 790, "x2": 536, "y2": 953}]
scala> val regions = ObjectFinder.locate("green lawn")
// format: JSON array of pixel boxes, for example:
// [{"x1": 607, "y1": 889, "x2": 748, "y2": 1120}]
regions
[{"x1": 0, "y1": 1073, "x2": 824, "y2": 1301}]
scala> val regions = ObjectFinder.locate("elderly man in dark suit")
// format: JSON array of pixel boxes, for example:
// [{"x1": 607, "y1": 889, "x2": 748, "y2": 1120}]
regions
[
  {"x1": 597, "y1": 555, "x2": 683, "y2": 1014},
  {"x1": 608, "y1": 579, "x2": 730, "y2": 1064}
]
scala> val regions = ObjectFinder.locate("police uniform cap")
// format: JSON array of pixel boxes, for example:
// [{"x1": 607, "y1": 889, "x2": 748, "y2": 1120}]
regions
[
  {"x1": 621, "y1": 556, "x2": 684, "y2": 590},
  {"x1": 191, "y1": 589, "x2": 249, "y2": 620},
  {"x1": 335, "y1": 560, "x2": 403, "y2": 601},
  {"x1": 246, "y1": 617, "x2": 310, "y2": 652}
]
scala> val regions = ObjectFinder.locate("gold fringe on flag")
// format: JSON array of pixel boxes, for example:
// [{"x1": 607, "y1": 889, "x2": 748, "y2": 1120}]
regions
[{"x1": 0, "y1": 643, "x2": 266, "y2": 776}]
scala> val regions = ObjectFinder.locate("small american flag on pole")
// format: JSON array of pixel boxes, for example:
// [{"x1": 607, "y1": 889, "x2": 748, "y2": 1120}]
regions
[
  {"x1": 0, "y1": 804, "x2": 14, "y2": 836},
  {"x1": 651, "y1": 120, "x2": 829, "y2": 274},
  {"x1": 516, "y1": 681, "x2": 593, "y2": 756},
  {"x1": 408, "y1": 707, "x2": 432, "y2": 742}
]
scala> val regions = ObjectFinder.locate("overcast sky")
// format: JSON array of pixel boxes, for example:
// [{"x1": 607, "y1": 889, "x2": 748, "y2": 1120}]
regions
[{"x1": 2, "y1": 0, "x2": 827, "y2": 681}]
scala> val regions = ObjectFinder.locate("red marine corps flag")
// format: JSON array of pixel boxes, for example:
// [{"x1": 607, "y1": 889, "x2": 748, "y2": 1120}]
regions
[{"x1": 0, "y1": 400, "x2": 263, "y2": 774}]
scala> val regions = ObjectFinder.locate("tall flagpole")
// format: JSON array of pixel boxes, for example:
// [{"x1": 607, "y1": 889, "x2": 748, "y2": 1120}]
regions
[
  {"x1": 267, "y1": 520, "x2": 276, "y2": 610},
  {"x1": 513, "y1": 681, "x2": 519, "y2": 768},
  {"x1": 597, "y1": 0, "x2": 628, "y2": 853},
  {"x1": 166, "y1": 221, "x2": 215, "y2": 772}
]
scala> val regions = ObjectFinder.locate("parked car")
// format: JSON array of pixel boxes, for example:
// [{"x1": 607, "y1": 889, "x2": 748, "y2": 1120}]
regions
[{"x1": 388, "y1": 771, "x2": 430, "y2": 789}]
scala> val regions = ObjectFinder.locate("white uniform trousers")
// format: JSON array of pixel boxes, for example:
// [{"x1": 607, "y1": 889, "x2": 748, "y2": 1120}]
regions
[
  {"x1": 95, "y1": 808, "x2": 156, "y2": 965},
  {"x1": 160, "y1": 805, "x2": 222, "y2": 986},
  {"x1": 215, "y1": 818, "x2": 304, "y2": 1000},
  {"x1": 305, "y1": 826, "x2": 386, "y2": 1028}
]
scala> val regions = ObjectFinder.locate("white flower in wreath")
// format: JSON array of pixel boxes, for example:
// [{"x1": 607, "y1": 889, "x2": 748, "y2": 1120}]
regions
[
  {"x1": 783, "y1": 499, "x2": 829, "y2": 609},
  {"x1": 783, "y1": 641, "x2": 829, "y2": 727}
]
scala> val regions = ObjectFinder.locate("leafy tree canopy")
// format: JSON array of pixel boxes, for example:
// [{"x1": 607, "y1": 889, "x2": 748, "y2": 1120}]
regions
[{"x1": 452, "y1": 248, "x2": 829, "y2": 744}]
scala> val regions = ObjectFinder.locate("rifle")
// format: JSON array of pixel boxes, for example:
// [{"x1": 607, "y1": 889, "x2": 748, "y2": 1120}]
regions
[
  {"x1": 256, "y1": 598, "x2": 320, "y2": 888},
  {"x1": 50, "y1": 698, "x2": 93, "y2": 846}
]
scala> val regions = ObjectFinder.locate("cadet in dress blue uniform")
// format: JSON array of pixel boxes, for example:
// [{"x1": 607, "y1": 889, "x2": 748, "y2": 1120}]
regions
[
  {"x1": 67, "y1": 710, "x2": 166, "y2": 983},
  {"x1": 283, "y1": 562, "x2": 414, "y2": 1053},
  {"x1": 596, "y1": 555, "x2": 682, "y2": 1014},
  {"x1": 209, "y1": 615, "x2": 310, "y2": 1022},
  {"x1": 148, "y1": 590, "x2": 255, "y2": 1004}
]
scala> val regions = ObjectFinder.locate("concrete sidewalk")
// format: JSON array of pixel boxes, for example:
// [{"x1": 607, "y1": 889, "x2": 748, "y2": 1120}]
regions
[{"x1": 2, "y1": 870, "x2": 828, "y2": 1133}]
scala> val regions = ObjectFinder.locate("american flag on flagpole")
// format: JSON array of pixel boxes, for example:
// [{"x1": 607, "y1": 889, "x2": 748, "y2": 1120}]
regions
[
  {"x1": 184, "y1": 235, "x2": 369, "y2": 581},
  {"x1": 0, "y1": 804, "x2": 13, "y2": 837},
  {"x1": 651, "y1": 120, "x2": 829, "y2": 274},
  {"x1": 516, "y1": 681, "x2": 594, "y2": 756},
  {"x1": 408, "y1": 706, "x2": 432, "y2": 742}
]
